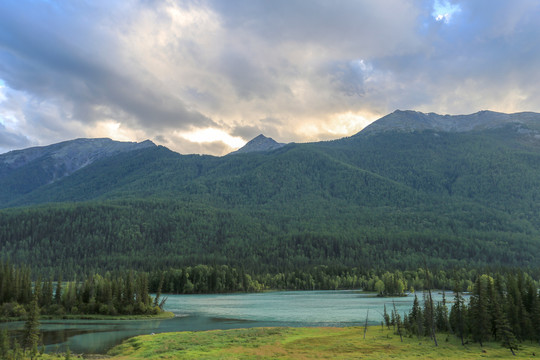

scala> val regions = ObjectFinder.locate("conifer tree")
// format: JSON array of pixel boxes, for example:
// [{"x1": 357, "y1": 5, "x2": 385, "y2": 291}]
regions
[
  {"x1": 470, "y1": 276, "x2": 491, "y2": 346},
  {"x1": 494, "y1": 302, "x2": 518, "y2": 356},
  {"x1": 23, "y1": 293, "x2": 40, "y2": 357},
  {"x1": 383, "y1": 304, "x2": 391, "y2": 329},
  {"x1": 450, "y1": 285, "x2": 465, "y2": 345},
  {"x1": 410, "y1": 294, "x2": 424, "y2": 338},
  {"x1": 41, "y1": 278, "x2": 53, "y2": 308},
  {"x1": 423, "y1": 262, "x2": 438, "y2": 346},
  {"x1": 530, "y1": 292, "x2": 540, "y2": 343},
  {"x1": 0, "y1": 329, "x2": 9, "y2": 359},
  {"x1": 392, "y1": 300, "x2": 403, "y2": 342}
]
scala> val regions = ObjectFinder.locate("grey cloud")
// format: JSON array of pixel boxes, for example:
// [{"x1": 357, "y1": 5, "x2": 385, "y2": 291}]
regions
[
  {"x1": 0, "y1": 123, "x2": 30, "y2": 153},
  {"x1": 320, "y1": 0, "x2": 540, "y2": 114},
  {"x1": 0, "y1": 0, "x2": 215, "y2": 135},
  {"x1": 218, "y1": 50, "x2": 287, "y2": 100},
  {"x1": 329, "y1": 61, "x2": 370, "y2": 97},
  {"x1": 153, "y1": 135, "x2": 167, "y2": 144},
  {"x1": 231, "y1": 117, "x2": 291, "y2": 142},
  {"x1": 1, "y1": 0, "x2": 540, "y2": 155},
  {"x1": 208, "y1": 0, "x2": 422, "y2": 57},
  {"x1": 230, "y1": 125, "x2": 261, "y2": 140},
  {"x1": 260, "y1": 117, "x2": 284, "y2": 126}
]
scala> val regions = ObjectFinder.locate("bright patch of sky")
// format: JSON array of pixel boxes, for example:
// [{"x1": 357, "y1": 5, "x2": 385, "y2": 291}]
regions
[
  {"x1": 329, "y1": 112, "x2": 372, "y2": 136},
  {"x1": 432, "y1": 0, "x2": 461, "y2": 24},
  {"x1": 178, "y1": 128, "x2": 246, "y2": 149},
  {"x1": 350, "y1": 59, "x2": 372, "y2": 73},
  {"x1": 86, "y1": 120, "x2": 147, "y2": 143}
]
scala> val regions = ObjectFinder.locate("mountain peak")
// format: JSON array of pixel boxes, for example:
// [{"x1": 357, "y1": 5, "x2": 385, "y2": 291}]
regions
[
  {"x1": 0, "y1": 138, "x2": 156, "y2": 203},
  {"x1": 358, "y1": 110, "x2": 540, "y2": 135},
  {"x1": 229, "y1": 134, "x2": 286, "y2": 155}
]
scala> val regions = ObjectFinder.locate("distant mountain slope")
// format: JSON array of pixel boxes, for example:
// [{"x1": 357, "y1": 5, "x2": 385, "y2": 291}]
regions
[
  {"x1": 229, "y1": 134, "x2": 286, "y2": 154},
  {"x1": 359, "y1": 110, "x2": 540, "y2": 135},
  {"x1": 0, "y1": 138, "x2": 155, "y2": 204}
]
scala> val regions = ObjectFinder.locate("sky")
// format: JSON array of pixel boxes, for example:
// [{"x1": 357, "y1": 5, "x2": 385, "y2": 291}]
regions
[{"x1": 1, "y1": 0, "x2": 539, "y2": 156}]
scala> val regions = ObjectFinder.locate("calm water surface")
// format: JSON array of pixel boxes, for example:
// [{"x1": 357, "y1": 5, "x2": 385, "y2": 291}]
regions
[{"x1": 3, "y1": 290, "x2": 455, "y2": 354}]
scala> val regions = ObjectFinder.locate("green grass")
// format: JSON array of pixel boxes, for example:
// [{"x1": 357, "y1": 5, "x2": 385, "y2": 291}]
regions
[{"x1": 104, "y1": 326, "x2": 540, "y2": 359}]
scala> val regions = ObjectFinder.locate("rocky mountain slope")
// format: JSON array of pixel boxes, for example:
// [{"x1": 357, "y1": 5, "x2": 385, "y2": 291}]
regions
[
  {"x1": 360, "y1": 110, "x2": 540, "y2": 135},
  {"x1": 0, "y1": 138, "x2": 155, "y2": 203}
]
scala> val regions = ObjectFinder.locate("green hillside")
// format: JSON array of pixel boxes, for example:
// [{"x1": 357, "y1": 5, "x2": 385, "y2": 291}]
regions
[{"x1": 1, "y1": 118, "x2": 540, "y2": 276}]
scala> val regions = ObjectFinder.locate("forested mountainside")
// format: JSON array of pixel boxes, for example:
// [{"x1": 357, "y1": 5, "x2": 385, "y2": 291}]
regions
[
  {"x1": 1, "y1": 110, "x2": 540, "y2": 276},
  {"x1": 0, "y1": 138, "x2": 155, "y2": 204}
]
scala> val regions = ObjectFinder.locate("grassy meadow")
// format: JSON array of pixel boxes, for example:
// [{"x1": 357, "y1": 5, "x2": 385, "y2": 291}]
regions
[
  {"x1": 99, "y1": 326, "x2": 539, "y2": 359},
  {"x1": 15, "y1": 325, "x2": 540, "y2": 359}
]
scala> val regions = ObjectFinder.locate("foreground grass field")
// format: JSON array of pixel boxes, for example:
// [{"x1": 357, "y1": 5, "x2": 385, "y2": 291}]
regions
[{"x1": 102, "y1": 326, "x2": 540, "y2": 359}]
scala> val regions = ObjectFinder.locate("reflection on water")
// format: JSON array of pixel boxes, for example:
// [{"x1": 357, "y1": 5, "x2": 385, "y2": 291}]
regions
[{"x1": 1, "y1": 290, "x2": 461, "y2": 354}]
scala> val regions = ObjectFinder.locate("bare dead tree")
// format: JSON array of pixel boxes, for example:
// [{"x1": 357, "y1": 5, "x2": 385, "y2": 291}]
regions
[
  {"x1": 392, "y1": 300, "x2": 403, "y2": 342},
  {"x1": 363, "y1": 309, "x2": 369, "y2": 339}
]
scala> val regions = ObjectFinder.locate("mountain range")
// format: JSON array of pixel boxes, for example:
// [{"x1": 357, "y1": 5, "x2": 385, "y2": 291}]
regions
[{"x1": 1, "y1": 110, "x2": 540, "y2": 275}]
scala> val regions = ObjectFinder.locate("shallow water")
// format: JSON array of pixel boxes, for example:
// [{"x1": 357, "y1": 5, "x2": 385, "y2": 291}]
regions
[{"x1": 3, "y1": 290, "x2": 456, "y2": 354}]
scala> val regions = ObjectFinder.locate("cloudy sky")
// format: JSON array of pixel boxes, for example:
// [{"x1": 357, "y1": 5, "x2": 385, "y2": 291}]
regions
[{"x1": 1, "y1": 0, "x2": 539, "y2": 155}]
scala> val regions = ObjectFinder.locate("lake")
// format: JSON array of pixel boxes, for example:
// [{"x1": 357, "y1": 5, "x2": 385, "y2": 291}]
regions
[{"x1": 3, "y1": 290, "x2": 456, "y2": 354}]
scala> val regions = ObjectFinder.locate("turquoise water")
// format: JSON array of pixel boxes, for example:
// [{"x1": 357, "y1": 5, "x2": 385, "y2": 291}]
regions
[
  {"x1": 165, "y1": 290, "x2": 420, "y2": 325},
  {"x1": 3, "y1": 290, "x2": 455, "y2": 354}
]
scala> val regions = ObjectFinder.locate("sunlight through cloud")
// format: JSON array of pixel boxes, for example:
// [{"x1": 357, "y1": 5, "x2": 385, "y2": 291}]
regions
[
  {"x1": 432, "y1": 0, "x2": 461, "y2": 24},
  {"x1": 179, "y1": 128, "x2": 246, "y2": 149}
]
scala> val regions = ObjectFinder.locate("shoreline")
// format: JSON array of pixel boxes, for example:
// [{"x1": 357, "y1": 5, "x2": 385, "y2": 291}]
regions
[{"x1": 0, "y1": 311, "x2": 175, "y2": 323}]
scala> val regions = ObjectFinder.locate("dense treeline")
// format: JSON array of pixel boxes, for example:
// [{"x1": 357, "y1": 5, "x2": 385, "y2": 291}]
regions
[
  {"x1": 0, "y1": 261, "x2": 164, "y2": 319},
  {"x1": 391, "y1": 272, "x2": 540, "y2": 355},
  {"x1": 146, "y1": 265, "x2": 539, "y2": 298},
  {"x1": 1, "y1": 198, "x2": 539, "y2": 279},
  {"x1": 0, "y1": 261, "x2": 166, "y2": 359}
]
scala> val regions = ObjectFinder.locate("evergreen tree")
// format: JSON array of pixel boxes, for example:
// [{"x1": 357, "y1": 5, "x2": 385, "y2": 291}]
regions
[
  {"x1": 40, "y1": 278, "x2": 53, "y2": 308},
  {"x1": 154, "y1": 272, "x2": 165, "y2": 308},
  {"x1": 23, "y1": 293, "x2": 40, "y2": 357},
  {"x1": 495, "y1": 307, "x2": 518, "y2": 356},
  {"x1": 450, "y1": 286, "x2": 465, "y2": 345},
  {"x1": 383, "y1": 304, "x2": 391, "y2": 329},
  {"x1": 0, "y1": 329, "x2": 9, "y2": 359},
  {"x1": 392, "y1": 300, "x2": 403, "y2": 342},
  {"x1": 435, "y1": 293, "x2": 449, "y2": 333},
  {"x1": 530, "y1": 291, "x2": 540, "y2": 343},
  {"x1": 470, "y1": 276, "x2": 491, "y2": 346},
  {"x1": 409, "y1": 294, "x2": 424, "y2": 338}
]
